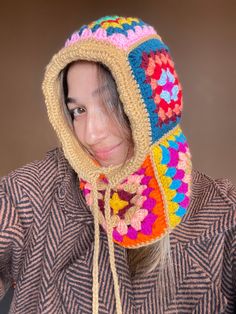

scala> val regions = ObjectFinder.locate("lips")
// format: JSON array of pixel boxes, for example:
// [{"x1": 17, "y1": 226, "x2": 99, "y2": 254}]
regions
[{"x1": 92, "y1": 143, "x2": 122, "y2": 161}]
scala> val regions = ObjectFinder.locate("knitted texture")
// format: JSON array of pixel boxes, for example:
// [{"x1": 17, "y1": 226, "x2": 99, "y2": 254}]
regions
[
  {"x1": 79, "y1": 126, "x2": 191, "y2": 248},
  {"x1": 65, "y1": 16, "x2": 159, "y2": 50},
  {"x1": 42, "y1": 15, "x2": 192, "y2": 314}
]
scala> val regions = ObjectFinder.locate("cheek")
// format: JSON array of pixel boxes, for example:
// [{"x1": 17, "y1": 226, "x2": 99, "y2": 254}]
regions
[
  {"x1": 109, "y1": 121, "x2": 132, "y2": 143},
  {"x1": 107, "y1": 118, "x2": 123, "y2": 138},
  {"x1": 73, "y1": 120, "x2": 85, "y2": 144}
]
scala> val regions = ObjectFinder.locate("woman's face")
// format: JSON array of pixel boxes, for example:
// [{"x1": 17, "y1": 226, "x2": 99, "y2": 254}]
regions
[{"x1": 66, "y1": 61, "x2": 133, "y2": 167}]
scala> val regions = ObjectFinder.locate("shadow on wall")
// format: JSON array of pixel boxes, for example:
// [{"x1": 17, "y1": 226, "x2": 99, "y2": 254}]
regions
[{"x1": 0, "y1": 288, "x2": 14, "y2": 313}]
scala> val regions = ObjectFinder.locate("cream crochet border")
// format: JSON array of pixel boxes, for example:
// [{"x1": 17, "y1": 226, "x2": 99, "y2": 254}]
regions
[{"x1": 42, "y1": 37, "x2": 161, "y2": 186}]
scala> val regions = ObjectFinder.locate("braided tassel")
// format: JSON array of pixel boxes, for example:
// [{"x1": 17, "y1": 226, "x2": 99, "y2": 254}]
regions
[
  {"x1": 104, "y1": 185, "x2": 123, "y2": 314},
  {"x1": 92, "y1": 184, "x2": 100, "y2": 314}
]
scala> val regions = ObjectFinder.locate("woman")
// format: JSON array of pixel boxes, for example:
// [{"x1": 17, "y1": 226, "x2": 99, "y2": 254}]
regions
[{"x1": 0, "y1": 16, "x2": 235, "y2": 313}]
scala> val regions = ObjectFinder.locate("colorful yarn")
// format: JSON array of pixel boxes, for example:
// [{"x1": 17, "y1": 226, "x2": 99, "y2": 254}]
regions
[
  {"x1": 151, "y1": 126, "x2": 192, "y2": 228},
  {"x1": 65, "y1": 17, "x2": 158, "y2": 50},
  {"x1": 129, "y1": 42, "x2": 182, "y2": 143},
  {"x1": 80, "y1": 154, "x2": 168, "y2": 248},
  {"x1": 79, "y1": 126, "x2": 191, "y2": 247},
  {"x1": 43, "y1": 15, "x2": 192, "y2": 245},
  {"x1": 43, "y1": 16, "x2": 193, "y2": 314}
]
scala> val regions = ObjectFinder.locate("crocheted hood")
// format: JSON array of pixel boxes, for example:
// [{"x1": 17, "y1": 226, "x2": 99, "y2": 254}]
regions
[{"x1": 42, "y1": 16, "x2": 192, "y2": 314}]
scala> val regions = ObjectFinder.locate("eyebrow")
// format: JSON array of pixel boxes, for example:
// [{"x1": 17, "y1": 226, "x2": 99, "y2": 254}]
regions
[{"x1": 65, "y1": 84, "x2": 109, "y2": 105}]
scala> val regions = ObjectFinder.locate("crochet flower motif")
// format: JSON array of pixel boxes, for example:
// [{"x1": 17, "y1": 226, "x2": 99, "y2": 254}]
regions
[
  {"x1": 158, "y1": 68, "x2": 179, "y2": 104},
  {"x1": 110, "y1": 192, "x2": 129, "y2": 215},
  {"x1": 130, "y1": 208, "x2": 148, "y2": 231},
  {"x1": 80, "y1": 169, "x2": 159, "y2": 245},
  {"x1": 140, "y1": 50, "x2": 182, "y2": 129},
  {"x1": 116, "y1": 219, "x2": 128, "y2": 235},
  {"x1": 114, "y1": 207, "x2": 149, "y2": 236}
]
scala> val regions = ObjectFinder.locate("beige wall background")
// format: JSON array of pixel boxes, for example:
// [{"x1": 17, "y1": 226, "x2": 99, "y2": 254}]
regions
[{"x1": 0, "y1": 0, "x2": 235, "y2": 184}]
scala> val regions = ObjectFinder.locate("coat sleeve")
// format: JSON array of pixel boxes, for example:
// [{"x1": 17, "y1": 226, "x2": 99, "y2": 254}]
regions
[
  {"x1": 0, "y1": 177, "x2": 24, "y2": 300},
  {"x1": 218, "y1": 178, "x2": 236, "y2": 306},
  {"x1": 228, "y1": 183, "x2": 236, "y2": 293},
  {"x1": 222, "y1": 178, "x2": 236, "y2": 290}
]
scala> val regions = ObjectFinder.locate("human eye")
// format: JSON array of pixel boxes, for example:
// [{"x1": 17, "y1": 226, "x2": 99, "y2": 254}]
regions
[{"x1": 68, "y1": 107, "x2": 86, "y2": 120}]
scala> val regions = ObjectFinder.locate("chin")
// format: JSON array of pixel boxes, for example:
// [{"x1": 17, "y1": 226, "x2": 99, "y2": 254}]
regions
[{"x1": 99, "y1": 158, "x2": 122, "y2": 167}]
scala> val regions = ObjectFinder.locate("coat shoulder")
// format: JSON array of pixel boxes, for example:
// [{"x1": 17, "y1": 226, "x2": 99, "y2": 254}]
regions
[
  {"x1": 0, "y1": 148, "x2": 70, "y2": 202},
  {"x1": 172, "y1": 169, "x2": 236, "y2": 244},
  {"x1": 191, "y1": 169, "x2": 236, "y2": 208}
]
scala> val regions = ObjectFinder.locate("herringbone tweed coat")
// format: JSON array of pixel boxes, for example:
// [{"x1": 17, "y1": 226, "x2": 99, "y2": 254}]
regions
[{"x1": 0, "y1": 148, "x2": 235, "y2": 313}]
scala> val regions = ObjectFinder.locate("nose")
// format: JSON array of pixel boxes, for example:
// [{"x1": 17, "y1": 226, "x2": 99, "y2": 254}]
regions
[{"x1": 84, "y1": 107, "x2": 108, "y2": 146}]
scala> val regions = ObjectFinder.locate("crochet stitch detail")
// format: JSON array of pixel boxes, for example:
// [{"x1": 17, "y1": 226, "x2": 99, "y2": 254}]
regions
[{"x1": 42, "y1": 16, "x2": 193, "y2": 314}]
